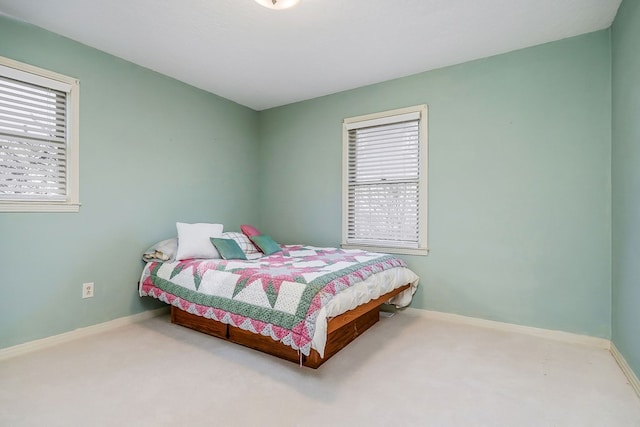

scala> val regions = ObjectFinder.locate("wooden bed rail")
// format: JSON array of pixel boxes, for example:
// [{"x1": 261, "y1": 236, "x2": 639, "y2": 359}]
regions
[{"x1": 171, "y1": 283, "x2": 411, "y2": 368}]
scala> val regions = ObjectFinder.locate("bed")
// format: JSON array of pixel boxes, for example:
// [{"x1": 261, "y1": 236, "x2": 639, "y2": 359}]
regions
[{"x1": 139, "y1": 239, "x2": 418, "y2": 368}]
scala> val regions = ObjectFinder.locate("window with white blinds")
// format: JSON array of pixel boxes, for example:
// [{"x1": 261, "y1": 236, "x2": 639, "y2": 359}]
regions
[
  {"x1": 0, "y1": 57, "x2": 79, "y2": 212},
  {"x1": 342, "y1": 105, "x2": 428, "y2": 255}
]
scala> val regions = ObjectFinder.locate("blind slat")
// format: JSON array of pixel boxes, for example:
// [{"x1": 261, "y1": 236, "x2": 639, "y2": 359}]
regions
[{"x1": 0, "y1": 85, "x2": 65, "y2": 109}]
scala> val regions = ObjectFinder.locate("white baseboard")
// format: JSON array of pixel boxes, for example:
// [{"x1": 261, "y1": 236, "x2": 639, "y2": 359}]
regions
[
  {"x1": 610, "y1": 343, "x2": 640, "y2": 398},
  {"x1": 0, "y1": 307, "x2": 169, "y2": 362},
  {"x1": 404, "y1": 308, "x2": 611, "y2": 349}
]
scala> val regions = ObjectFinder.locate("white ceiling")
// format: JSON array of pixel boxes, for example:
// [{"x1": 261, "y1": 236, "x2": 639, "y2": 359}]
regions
[{"x1": 0, "y1": 0, "x2": 622, "y2": 111}]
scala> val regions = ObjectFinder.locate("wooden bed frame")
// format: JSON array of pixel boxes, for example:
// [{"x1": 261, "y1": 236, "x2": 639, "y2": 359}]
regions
[{"x1": 170, "y1": 283, "x2": 411, "y2": 368}]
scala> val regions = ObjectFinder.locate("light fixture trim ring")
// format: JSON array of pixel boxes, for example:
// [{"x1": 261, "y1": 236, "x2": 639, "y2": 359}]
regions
[{"x1": 254, "y1": 0, "x2": 302, "y2": 10}]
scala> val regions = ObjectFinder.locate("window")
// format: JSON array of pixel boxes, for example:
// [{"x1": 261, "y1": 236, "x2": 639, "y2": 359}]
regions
[
  {"x1": 342, "y1": 105, "x2": 428, "y2": 255},
  {"x1": 0, "y1": 56, "x2": 80, "y2": 212}
]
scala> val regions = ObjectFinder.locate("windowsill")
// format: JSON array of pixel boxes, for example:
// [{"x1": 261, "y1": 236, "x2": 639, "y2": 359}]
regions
[
  {"x1": 341, "y1": 243, "x2": 429, "y2": 256},
  {"x1": 0, "y1": 202, "x2": 81, "y2": 213}
]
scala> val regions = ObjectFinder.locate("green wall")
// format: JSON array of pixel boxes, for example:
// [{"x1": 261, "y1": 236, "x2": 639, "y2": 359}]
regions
[
  {"x1": 0, "y1": 15, "x2": 621, "y2": 351},
  {"x1": 612, "y1": 0, "x2": 640, "y2": 378},
  {"x1": 0, "y1": 17, "x2": 260, "y2": 348},
  {"x1": 259, "y1": 31, "x2": 612, "y2": 338}
]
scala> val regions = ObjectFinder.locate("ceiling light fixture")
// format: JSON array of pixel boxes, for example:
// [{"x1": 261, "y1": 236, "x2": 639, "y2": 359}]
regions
[{"x1": 254, "y1": 0, "x2": 301, "y2": 10}]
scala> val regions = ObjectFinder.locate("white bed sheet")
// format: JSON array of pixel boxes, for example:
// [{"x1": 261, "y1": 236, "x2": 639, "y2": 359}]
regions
[{"x1": 311, "y1": 266, "x2": 419, "y2": 358}]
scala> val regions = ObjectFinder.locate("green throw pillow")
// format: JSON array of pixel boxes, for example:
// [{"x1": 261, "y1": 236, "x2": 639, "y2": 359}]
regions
[
  {"x1": 210, "y1": 237, "x2": 247, "y2": 260},
  {"x1": 250, "y1": 234, "x2": 282, "y2": 256}
]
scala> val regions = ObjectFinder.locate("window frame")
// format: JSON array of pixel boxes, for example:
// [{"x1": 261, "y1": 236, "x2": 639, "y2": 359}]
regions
[
  {"x1": 0, "y1": 56, "x2": 80, "y2": 213},
  {"x1": 341, "y1": 104, "x2": 428, "y2": 256}
]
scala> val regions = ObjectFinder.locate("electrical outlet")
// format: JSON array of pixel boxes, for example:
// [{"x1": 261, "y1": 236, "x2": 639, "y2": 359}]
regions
[{"x1": 82, "y1": 282, "x2": 94, "y2": 299}]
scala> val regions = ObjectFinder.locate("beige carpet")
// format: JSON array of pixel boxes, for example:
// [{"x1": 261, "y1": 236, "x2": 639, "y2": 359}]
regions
[{"x1": 1, "y1": 312, "x2": 639, "y2": 427}]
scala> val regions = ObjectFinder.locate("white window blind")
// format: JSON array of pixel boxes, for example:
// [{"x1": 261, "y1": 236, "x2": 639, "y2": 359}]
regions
[
  {"x1": 342, "y1": 105, "x2": 428, "y2": 255},
  {"x1": 0, "y1": 58, "x2": 79, "y2": 212}
]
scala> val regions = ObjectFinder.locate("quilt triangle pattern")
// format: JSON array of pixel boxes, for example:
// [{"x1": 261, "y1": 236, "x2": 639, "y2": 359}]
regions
[{"x1": 140, "y1": 245, "x2": 408, "y2": 356}]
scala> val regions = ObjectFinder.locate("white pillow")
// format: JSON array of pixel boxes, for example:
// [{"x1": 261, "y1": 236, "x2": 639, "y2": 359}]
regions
[
  {"x1": 175, "y1": 222, "x2": 224, "y2": 261},
  {"x1": 142, "y1": 237, "x2": 178, "y2": 262}
]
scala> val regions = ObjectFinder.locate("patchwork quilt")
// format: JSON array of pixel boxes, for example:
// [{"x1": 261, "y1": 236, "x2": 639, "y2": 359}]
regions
[{"x1": 139, "y1": 245, "x2": 408, "y2": 356}]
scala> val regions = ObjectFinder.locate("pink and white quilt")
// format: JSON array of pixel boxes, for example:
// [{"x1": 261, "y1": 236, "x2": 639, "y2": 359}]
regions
[{"x1": 139, "y1": 245, "x2": 410, "y2": 356}]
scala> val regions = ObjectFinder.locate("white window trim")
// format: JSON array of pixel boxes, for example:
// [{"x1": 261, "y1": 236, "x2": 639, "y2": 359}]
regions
[
  {"x1": 341, "y1": 104, "x2": 428, "y2": 256},
  {"x1": 0, "y1": 56, "x2": 80, "y2": 213}
]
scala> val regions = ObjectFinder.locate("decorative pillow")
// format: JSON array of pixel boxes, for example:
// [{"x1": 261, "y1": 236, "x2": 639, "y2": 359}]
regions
[
  {"x1": 222, "y1": 232, "x2": 260, "y2": 255},
  {"x1": 175, "y1": 222, "x2": 224, "y2": 260},
  {"x1": 240, "y1": 224, "x2": 262, "y2": 238},
  {"x1": 250, "y1": 234, "x2": 282, "y2": 256},
  {"x1": 210, "y1": 238, "x2": 247, "y2": 260}
]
